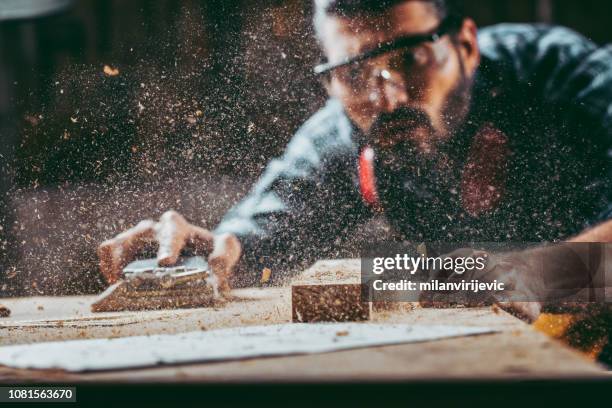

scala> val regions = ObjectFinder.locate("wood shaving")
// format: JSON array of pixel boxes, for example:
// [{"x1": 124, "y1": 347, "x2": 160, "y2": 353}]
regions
[
  {"x1": 103, "y1": 65, "x2": 120, "y2": 76},
  {"x1": 0, "y1": 306, "x2": 11, "y2": 318},
  {"x1": 260, "y1": 267, "x2": 272, "y2": 284}
]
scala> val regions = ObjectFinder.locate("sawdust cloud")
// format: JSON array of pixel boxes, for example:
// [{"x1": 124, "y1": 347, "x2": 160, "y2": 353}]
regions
[{"x1": 1, "y1": 3, "x2": 328, "y2": 296}]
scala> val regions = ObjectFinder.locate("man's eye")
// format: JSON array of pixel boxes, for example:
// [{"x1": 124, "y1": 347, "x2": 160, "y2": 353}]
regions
[
  {"x1": 400, "y1": 47, "x2": 430, "y2": 69},
  {"x1": 401, "y1": 51, "x2": 417, "y2": 68}
]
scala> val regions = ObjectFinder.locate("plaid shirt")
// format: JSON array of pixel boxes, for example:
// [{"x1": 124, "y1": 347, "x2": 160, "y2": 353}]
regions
[{"x1": 216, "y1": 24, "x2": 612, "y2": 284}]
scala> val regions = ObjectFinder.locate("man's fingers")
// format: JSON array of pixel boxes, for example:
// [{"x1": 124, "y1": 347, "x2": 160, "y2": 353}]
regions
[
  {"x1": 155, "y1": 210, "x2": 191, "y2": 266},
  {"x1": 97, "y1": 220, "x2": 156, "y2": 283},
  {"x1": 97, "y1": 243, "x2": 120, "y2": 284},
  {"x1": 208, "y1": 233, "x2": 242, "y2": 294},
  {"x1": 98, "y1": 211, "x2": 218, "y2": 287},
  {"x1": 188, "y1": 226, "x2": 215, "y2": 254}
]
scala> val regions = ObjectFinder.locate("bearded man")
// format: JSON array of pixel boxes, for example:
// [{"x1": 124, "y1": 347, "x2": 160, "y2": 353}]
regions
[{"x1": 98, "y1": 0, "x2": 612, "y2": 320}]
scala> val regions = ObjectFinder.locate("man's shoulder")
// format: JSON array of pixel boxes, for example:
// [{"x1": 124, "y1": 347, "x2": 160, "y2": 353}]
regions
[
  {"x1": 254, "y1": 99, "x2": 356, "y2": 186},
  {"x1": 285, "y1": 98, "x2": 356, "y2": 161},
  {"x1": 293, "y1": 98, "x2": 354, "y2": 147},
  {"x1": 478, "y1": 23, "x2": 595, "y2": 49},
  {"x1": 476, "y1": 23, "x2": 612, "y2": 108},
  {"x1": 478, "y1": 23, "x2": 599, "y2": 69}
]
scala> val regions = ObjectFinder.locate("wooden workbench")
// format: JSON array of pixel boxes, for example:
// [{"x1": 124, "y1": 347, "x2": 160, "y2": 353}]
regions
[{"x1": 0, "y1": 260, "x2": 607, "y2": 382}]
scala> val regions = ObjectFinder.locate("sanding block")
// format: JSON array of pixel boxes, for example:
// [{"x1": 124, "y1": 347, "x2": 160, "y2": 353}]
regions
[{"x1": 91, "y1": 256, "x2": 221, "y2": 313}]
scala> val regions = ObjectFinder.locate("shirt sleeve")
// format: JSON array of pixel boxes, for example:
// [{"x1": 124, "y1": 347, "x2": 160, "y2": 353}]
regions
[{"x1": 214, "y1": 99, "x2": 370, "y2": 286}]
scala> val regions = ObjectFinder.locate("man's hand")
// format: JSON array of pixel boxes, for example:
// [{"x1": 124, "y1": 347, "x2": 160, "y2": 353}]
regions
[
  {"x1": 419, "y1": 247, "x2": 544, "y2": 321},
  {"x1": 419, "y1": 243, "x2": 602, "y2": 321},
  {"x1": 97, "y1": 210, "x2": 241, "y2": 293}
]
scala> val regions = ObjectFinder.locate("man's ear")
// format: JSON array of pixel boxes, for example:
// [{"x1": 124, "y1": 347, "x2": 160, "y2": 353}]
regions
[{"x1": 454, "y1": 18, "x2": 480, "y2": 77}]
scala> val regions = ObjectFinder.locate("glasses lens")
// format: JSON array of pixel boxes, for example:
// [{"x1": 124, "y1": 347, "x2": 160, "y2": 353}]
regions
[
  {"x1": 392, "y1": 45, "x2": 434, "y2": 73},
  {"x1": 332, "y1": 46, "x2": 434, "y2": 96},
  {"x1": 334, "y1": 60, "x2": 369, "y2": 91}
]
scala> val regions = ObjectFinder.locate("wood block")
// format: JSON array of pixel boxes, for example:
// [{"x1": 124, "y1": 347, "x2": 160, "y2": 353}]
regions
[{"x1": 291, "y1": 260, "x2": 370, "y2": 322}]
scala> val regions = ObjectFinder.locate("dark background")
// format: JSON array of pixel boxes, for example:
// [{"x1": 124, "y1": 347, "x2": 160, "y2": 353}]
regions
[{"x1": 0, "y1": 0, "x2": 610, "y2": 296}]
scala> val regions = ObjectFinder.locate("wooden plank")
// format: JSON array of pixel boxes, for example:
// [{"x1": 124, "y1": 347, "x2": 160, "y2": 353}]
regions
[
  {"x1": 0, "y1": 287, "x2": 290, "y2": 346},
  {"x1": 0, "y1": 259, "x2": 607, "y2": 382}
]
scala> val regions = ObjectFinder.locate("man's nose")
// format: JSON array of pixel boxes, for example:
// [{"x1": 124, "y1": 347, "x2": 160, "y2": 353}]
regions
[{"x1": 373, "y1": 69, "x2": 410, "y2": 113}]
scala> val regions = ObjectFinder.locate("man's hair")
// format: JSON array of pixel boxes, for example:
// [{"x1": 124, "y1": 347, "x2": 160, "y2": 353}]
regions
[{"x1": 313, "y1": 0, "x2": 465, "y2": 40}]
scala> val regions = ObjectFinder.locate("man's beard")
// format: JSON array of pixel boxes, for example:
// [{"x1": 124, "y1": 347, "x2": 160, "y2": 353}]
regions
[{"x1": 366, "y1": 75, "x2": 473, "y2": 240}]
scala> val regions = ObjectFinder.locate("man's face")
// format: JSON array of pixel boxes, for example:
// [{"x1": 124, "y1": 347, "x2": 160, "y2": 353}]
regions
[{"x1": 318, "y1": 1, "x2": 480, "y2": 158}]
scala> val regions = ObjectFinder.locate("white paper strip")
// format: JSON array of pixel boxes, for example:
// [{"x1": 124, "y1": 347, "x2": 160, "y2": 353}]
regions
[{"x1": 0, "y1": 323, "x2": 496, "y2": 372}]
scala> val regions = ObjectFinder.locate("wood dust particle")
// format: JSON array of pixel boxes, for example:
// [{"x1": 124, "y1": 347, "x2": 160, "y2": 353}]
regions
[
  {"x1": 260, "y1": 267, "x2": 272, "y2": 284},
  {"x1": 0, "y1": 305, "x2": 10, "y2": 318},
  {"x1": 103, "y1": 65, "x2": 120, "y2": 76}
]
